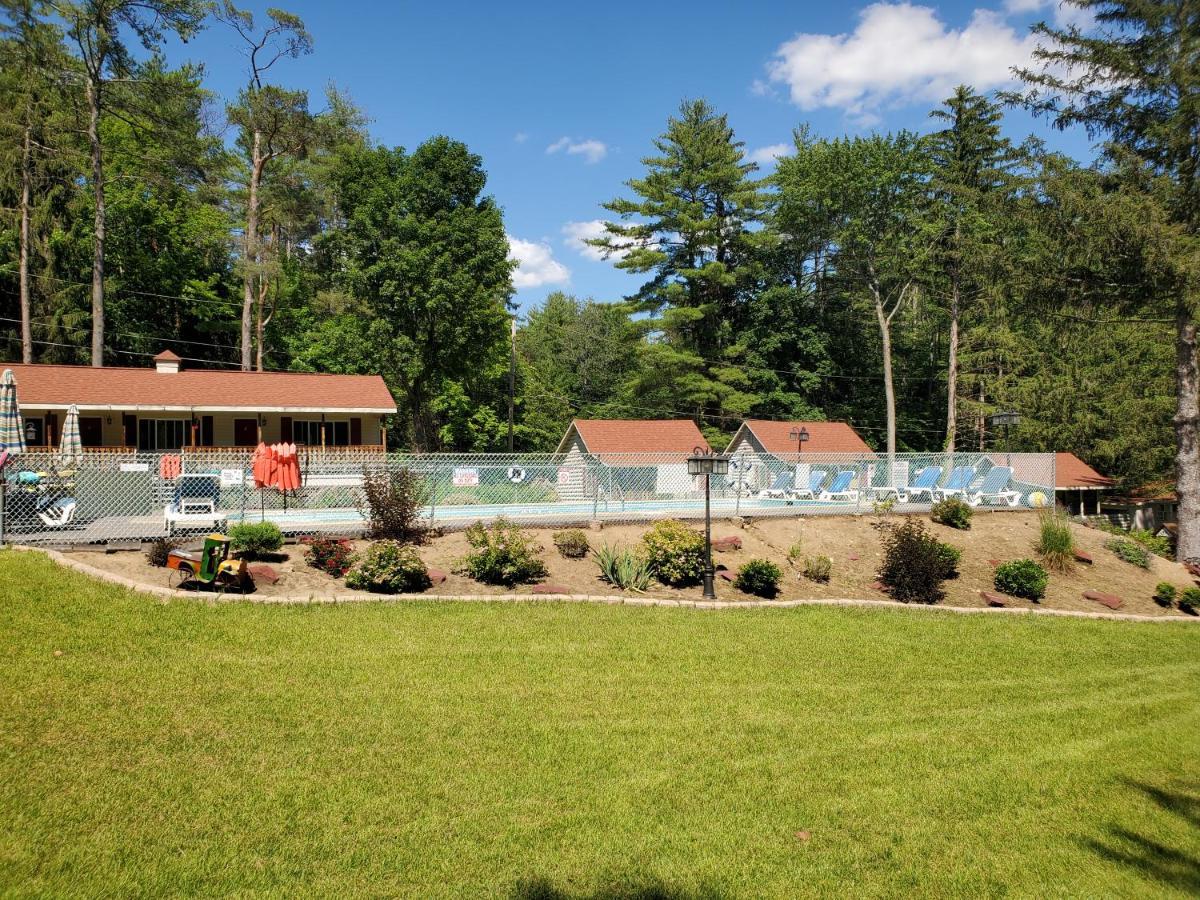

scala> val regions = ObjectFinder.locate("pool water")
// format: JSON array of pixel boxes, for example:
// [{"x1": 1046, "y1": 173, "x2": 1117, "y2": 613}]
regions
[{"x1": 225, "y1": 495, "x2": 843, "y2": 528}]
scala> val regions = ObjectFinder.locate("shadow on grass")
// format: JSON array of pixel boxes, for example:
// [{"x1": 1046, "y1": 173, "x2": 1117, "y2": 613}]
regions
[
  {"x1": 1083, "y1": 779, "x2": 1200, "y2": 894},
  {"x1": 512, "y1": 875, "x2": 725, "y2": 900}
]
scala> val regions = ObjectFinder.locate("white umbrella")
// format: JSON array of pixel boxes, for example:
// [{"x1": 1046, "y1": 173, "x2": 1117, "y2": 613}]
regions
[
  {"x1": 0, "y1": 369, "x2": 24, "y2": 453},
  {"x1": 59, "y1": 404, "x2": 82, "y2": 467}
]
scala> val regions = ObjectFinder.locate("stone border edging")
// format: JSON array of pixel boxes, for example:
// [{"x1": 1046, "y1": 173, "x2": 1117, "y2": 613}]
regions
[{"x1": 11, "y1": 545, "x2": 1198, "y2": 625}]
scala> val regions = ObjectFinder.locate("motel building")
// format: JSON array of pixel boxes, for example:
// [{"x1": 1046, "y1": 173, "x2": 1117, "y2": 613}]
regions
[{"x1": 4, "y1": 351, "x2": 397, "y2": 453}]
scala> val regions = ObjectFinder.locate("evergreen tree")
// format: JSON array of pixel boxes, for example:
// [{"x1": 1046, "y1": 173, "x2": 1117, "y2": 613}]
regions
[
  {"x1": 1013, "y1": 0, "x2": 1200, "y2": 558},
  {"x1": 594, "y1": 99, "x2": 770, "y2": 429},
  {"x1": 927, "y1": 86, "x2": 1021, "y2": 450}
]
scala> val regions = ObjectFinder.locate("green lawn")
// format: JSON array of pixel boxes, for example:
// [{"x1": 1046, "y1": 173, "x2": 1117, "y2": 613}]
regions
[{"x1": 1, "y1": 551, "x2": 1198, "y2": 898}]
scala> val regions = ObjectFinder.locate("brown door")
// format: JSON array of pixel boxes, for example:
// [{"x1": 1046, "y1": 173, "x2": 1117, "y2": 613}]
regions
[
  {"x1": 79, "y1": 417, "x2": 103, "y2": 447},
  {"x1": 234, "y1": 418, "x2": 258, "y2": 447}
]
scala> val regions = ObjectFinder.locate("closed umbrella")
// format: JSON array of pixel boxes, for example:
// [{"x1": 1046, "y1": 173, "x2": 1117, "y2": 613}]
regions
[
  {"x1": 59, "y1": 404, "x2": 82, "y2": 468},
  {"x1": 0, "y1": 369, "x2": 24, "y2": 454},
  {"x1": 0, "y1": 369, "x2": 23, "y2": 544}
]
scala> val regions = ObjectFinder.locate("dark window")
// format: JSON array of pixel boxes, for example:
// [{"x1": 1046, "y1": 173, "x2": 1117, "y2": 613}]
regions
[{"x1": 137, "y1": 419, "x2": 186, "y2": 451}]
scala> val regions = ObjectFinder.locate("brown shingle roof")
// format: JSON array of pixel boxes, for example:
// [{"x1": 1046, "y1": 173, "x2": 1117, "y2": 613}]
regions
[
  {"x1": 734, "y1": 420, "x2": 873, "y2": 455},
  {"x1": 2, "y1": 362, "x2": 397, "y2": 413},
  {"x1": 562, "y1": 419, "x2": 710, "y2": 455},
  {"x1": 1055, "y1": 452, "x2": 1114, "y2": 489}
]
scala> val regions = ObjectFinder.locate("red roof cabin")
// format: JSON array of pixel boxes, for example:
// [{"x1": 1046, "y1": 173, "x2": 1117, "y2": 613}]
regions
[
  {"x1": 3, "y1": 353, "x2": 397, "y2": 451},
  {"x1": 724, "y1": 419, "x2": 873, "y2": 458}
]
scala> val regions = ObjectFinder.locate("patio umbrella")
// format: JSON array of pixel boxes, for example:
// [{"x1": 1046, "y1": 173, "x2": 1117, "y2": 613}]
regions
[
  {"x1": 0, "y1": 369, "x2": 22, "y2": 545},
  {"x1": 59, "y1": 404, "x2": 82, "y2": 468},
  {"x1": 0, "y1": 369, "x2": 25, "y2": 454},
  {"x1": 250, "y1": 442, "x2": 274, "y2": 521}
]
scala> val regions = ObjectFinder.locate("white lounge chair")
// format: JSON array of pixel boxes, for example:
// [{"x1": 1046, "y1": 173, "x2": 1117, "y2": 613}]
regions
[
  {"x1": 965, "y1": 467, "x2": 1022, "y2": 507},
  {"x1": 819, "y1": 471, "x2": 858, "y2": 503},
  {"x1": 165, "y1": 474, "x2": 226, "y2": 535}
]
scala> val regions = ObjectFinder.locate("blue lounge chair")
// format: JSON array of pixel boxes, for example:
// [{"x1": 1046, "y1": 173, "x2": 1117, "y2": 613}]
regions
[
  {"x1": 966, "y1": 466, "x2": 1022, "y2": 507},
  {"x1": 934, "y1": 466, "x2": 976, "y2": 501},
  {"x1": 757, "y1": 472, "x2": 794, "y2": 500},
  {"x1": 819, "y1": 471, "x2": 858, "y2": 502},
  {"x1": 897, "y1": 466, "x2": 944, "y2": 503},
  {"x1": 789, "y1": 469, "x2": 828, "y2": 501}
]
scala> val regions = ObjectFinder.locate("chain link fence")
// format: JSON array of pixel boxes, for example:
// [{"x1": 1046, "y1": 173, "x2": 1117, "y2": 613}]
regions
[{"x1": 0, "y1": 447, "x2": 1056, "y2": 547}]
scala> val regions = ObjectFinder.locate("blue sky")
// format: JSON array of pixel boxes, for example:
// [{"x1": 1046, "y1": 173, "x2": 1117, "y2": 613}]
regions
[{"x1": 163, "y1": 0, "x2": 1096, "y2": 311}]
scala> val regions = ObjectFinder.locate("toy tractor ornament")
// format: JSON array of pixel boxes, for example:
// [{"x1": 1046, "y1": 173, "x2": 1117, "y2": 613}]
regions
[{"x1": 166, "y1": 533, "x2": 252, "y2": 593}]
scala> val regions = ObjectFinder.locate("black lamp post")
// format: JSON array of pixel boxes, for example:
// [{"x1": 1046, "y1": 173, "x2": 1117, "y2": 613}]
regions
[
  {"x1": 687, "y1": 446, "x2": 730, "y2": 600},
  {"x1": 989, "y1": 410, "x2": 1021, "y2": 466},
  {"x1": 789, "y1": 425, "x2": 810, "y2": 459}
]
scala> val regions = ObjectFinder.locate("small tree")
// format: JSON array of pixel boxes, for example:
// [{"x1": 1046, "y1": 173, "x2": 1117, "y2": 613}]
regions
[{"x1": 359, "y1": 466, "x2": 429, "y2": 543}]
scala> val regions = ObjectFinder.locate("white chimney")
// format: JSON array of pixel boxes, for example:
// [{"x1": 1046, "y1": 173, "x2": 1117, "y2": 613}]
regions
[{"x1": 154, "y1": 350, "x2": 182, "y2": 374}]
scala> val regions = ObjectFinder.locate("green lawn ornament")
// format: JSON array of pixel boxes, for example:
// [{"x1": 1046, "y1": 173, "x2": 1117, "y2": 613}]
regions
[{"x1": 166, "y1": 532, "x2": 251, "y2": 592}]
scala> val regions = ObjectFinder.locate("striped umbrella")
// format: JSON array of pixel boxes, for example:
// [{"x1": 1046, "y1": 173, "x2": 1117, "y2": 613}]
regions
[
  {"x1": 59, "y1": 404, "x2": 82, "y2": 467},
  {"x1": 0, "y1": 369, "x2": 25, "y2": 454}
]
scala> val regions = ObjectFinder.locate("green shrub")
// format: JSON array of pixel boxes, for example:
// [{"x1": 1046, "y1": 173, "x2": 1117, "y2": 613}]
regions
[
  {"x1": 359, "y1": 466, "x2": 429, "y2": 543},
  {"x1": 871, "y1": 496, "x2": 897, "y2": 516},
  {"x1": 1036, "y1": 508, "x2": 1076, "y2": 573},
  {"x1": 787, "y1": 542, "x2": 804, "y2": 562},
  {"x1": 303, "y1": 537, "x2": 355, "y2": 577},
  {"x1": 345, "y1": 541, "x2": 430, "y2": 593},
  {"x1": 552, "y1": 529, "x2": 590, "y2": 559},
  {"x1": 735, "y1": 559, "x2": 783, "y2": 598},
  {"x1": 457, "y1": 518, "x2": 548, "y2": 585},
  {"x1": 595, "y1": 544, "x2": 652, "y2": 592},
  {"x1": 930, "y1": 498, "x2": 973, "y2": 530},
  {"x1": 936, "y1": 543, "x2": 962, "y2": 579},
  {"x1": 994, "y1": 558, "x2": 1049, "y2": 601},
  {"x1": 803, "y1": 554, "x2": 832, "y2": 583},
  {"x1": 1129, "y1": 529, "x2": 1173, "y2": 559},
  {"x1": 229, "y1": 521, "x2": 284, "y2": 560},
  {"x1": 145, "y1": 536, "x2": 180, "y2": 567},
  {"x1": 877, "y1": 520, "x2": 956, "y2": 604},
  {"x1": 1106, "y1": 538, "x2": 1151, "y2": 569},
  {"x1": 642, "y1": 519, "x2": 706, "y2": 587},
  {"x1": 1090, "y1": 519, "x2": 1172, "y2": 558},
  {"x1": 1179, "y1": 587, "x2": 1200, "y2": 614},
  {"x1": 1153, "y1": 582, "x2": 1177, "y2": 607}
]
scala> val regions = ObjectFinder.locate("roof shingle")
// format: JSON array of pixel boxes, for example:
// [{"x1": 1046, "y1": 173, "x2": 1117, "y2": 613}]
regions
[
  {"x1": 733, "y1": 420, "x2": 873, "y2": 455},
  {"x1": 2, "y1": 362, "x2": 397, "y2": 413},
  {"x1": 563, "y1": 419, "x2": 710, "y2": 455},
  {"x1": 1055, "y1": 452, "x2": 1113, "y2": 489}
]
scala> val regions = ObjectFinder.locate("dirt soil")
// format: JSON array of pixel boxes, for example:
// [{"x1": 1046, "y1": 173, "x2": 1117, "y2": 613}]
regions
[{"x1": 69, "y1": 511, "x2": 1199, "y2": 616}]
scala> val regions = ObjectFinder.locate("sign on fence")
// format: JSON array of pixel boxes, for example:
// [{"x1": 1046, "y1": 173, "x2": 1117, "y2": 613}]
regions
[{"x1": 452, "y1": 467, "x2": 479, "y2": 487}]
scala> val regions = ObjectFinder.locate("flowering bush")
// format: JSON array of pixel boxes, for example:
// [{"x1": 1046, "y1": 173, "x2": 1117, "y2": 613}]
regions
[
  {"x1": 457, "y1": 518, "x2": 548, "y2": 585},
  {"x1": 304, "y1": 537, "x2": 355, "y2": 577},
  {"x1": 642, "y1": 519, "x2": 706, "y2": 587}
]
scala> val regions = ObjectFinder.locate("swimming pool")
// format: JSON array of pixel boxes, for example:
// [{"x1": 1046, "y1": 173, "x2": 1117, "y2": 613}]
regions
[{"x1": 225, "y1": 495, "x2": 858, "y2": 530}]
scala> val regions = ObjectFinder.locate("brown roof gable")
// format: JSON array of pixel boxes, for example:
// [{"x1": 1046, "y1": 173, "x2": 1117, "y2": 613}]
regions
[
  {"x1": 2, "y1": 362, "x2": 397, "y2": 413},
  {"x1": 732, "y1": 420, "x2": 873, "y2": 455},
  {"x1": 559, "y1": 419, "x2": 710, "y2": 455},
  {"x1": 1055, "y1": 452, "x2": 1114, "y2": 489}
]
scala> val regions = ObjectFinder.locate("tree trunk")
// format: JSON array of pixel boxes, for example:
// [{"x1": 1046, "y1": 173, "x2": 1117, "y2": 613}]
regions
[
  {"x1": 977, "y1": 382, "x2": 986, "y2": 452},
  {"x1": 945, "y1": 276, "x2": 959, "y2": 452},
  {"x1": 85, "y1": 76, "x2": 105, "y2": 367},
  {"x1": 1173, "y1": 304, "x2": 1199, "y2": 562},
  {"x1": 241, "y1": 132, "x2": 264, "y2": 371},
  {"x1": 18, "y1": 124, "x2": 33, "y2": 364},
  {"x1": 872, "y1": 288, "x2": 897, "y2": 456}
]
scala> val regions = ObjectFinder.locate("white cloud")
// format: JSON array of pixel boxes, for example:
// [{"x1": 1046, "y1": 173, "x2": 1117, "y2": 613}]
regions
[
  {"x1": 562, "y1": 220, "x2": 617, "y2": 261},
  {"x1": 507, "y1": 234, "x2": 570, "y2": 289},
  {"x1": 747, "y1": 143, "x2": 794, "y2": 167},
  {"x1": 763, "y1": 3, "x2": 1039, "y2": 118},
  {"x1": 514, "y1": 131, "x2": 529, "y2": 144},
  {"x1": 562, "y1": 219, "x2": 653, "y2": 262},
  {"x1": 545, "y1": 136, "x2": 608, "y2": 164},
  {"x1": 1003, "y1": 0, "x2": 1046, "y2": 13}
]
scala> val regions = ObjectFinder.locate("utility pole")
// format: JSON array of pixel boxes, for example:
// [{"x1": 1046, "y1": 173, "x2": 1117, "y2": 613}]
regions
[{"x1": 507, "y1": 317, "x2": 516, "y2": 452}]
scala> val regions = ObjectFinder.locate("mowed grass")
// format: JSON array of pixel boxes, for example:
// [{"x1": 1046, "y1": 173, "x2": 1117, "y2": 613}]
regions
[{"x1": 1, "y1": 552, "x2": 1199, "y2": 898}]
